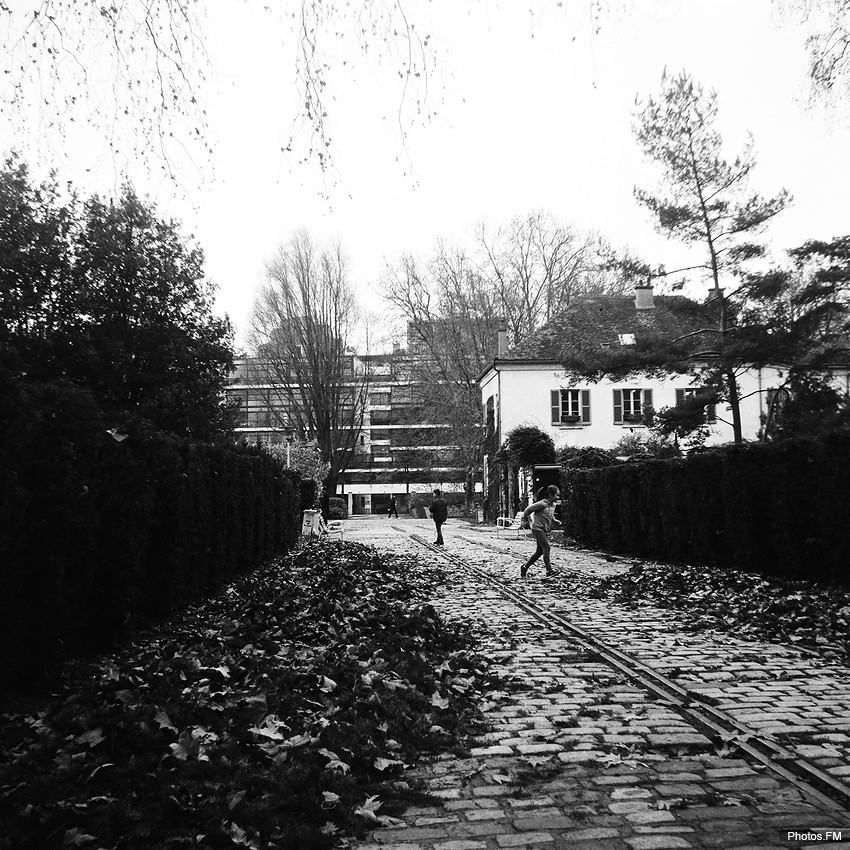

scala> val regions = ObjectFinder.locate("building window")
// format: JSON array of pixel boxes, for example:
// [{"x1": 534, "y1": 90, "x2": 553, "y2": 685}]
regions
[
  {"x1": 613, "y1": 388, "x2": 652, "y2": 425},
  {"x1": 766, "y1": 387, "x2": 791, "y2": 414},
  {"x1": 371, "y1": 409, "x2": 392, "y2": 425},
  {"x1": 486, "y1": 396, "x2": 495, "y2": 439},
  {"x1": 550, "y1": 389, "x2": 591, "y2": 425},
  {"x1": 676, "y1": 387, "x2": 717, "y2": 423},
  {"x1": 370, "y1": 392, "x2": 391, "y2": 406}
]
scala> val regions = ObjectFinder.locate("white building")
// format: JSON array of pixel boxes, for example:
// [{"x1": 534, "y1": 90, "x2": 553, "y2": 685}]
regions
[{"x1": 478, "y1": 286, "x2": 850, "y2": 512}]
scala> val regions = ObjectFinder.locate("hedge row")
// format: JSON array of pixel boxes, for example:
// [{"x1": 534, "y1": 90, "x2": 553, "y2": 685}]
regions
[
  {"x1": 561, "y1": 432, "x2": 850, "y2": 585},
  {"x1": 0, "y1": 379, "x2": 302, "y2": 687}
]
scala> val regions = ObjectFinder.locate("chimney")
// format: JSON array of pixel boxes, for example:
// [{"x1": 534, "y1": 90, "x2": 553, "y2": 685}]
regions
[
  {"x1": 497, "y1": 325, "x2": 509, "y2": 356},
  {"x1": 705, "y1": 283, "x2": 724, "y2": 304},
  {"x1": 634, "y1": 284, "x2": 654, "y2": 310}
]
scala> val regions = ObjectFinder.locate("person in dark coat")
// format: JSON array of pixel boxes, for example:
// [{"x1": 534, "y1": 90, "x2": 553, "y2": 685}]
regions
[
  {"x1": 388, "y1": 496, "x2": 398, "y2": 518},
  {"x1": 430, "y1": 489, "x2": 448, "y2": 545}
]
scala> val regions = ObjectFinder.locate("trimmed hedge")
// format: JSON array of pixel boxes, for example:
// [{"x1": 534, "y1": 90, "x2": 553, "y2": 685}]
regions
[
  {"x1": 561, "y1": 433, "x2": 850, "y2": 585},
  {"x1": 0, "y1": 379, "x2": 302, "y2": 687}
]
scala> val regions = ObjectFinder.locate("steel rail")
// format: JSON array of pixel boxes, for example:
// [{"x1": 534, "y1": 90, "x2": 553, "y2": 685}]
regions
[{"x1": 397, "y1": 528, "x2": 850, "y2": 813}]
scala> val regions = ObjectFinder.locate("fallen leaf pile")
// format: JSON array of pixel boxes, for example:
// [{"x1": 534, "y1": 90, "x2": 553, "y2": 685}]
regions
[
  {"x1": 590, "y1": 561, "x2": 850, "y2": 664},
  {"x1": 0, "y1": 540, "x2": 500, "y2": 849}
]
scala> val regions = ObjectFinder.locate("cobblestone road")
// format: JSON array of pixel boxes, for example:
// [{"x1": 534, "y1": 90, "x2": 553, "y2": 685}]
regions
[{"x1": 344, "y1": 517, "x2": 850, "y2": 850}]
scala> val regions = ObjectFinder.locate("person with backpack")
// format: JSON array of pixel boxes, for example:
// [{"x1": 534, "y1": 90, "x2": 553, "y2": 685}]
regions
[
  {"x1": 430, "y1": 489, "x2": 448, "y2": 545},
  {"x1": 520, "y1": 485, "x2": 561, "y2": 578}
]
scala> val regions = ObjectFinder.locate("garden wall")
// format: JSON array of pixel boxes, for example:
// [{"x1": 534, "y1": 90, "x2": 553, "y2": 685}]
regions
[
  {"x1": 0, "y1": 380, "x2": 302, "y2": 686},
  {"x1": 561, "y1": 432, "x2": 850, "y2": 585}
]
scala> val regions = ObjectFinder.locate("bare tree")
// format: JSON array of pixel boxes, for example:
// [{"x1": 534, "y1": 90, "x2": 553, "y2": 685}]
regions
[
  {"x1": 249, "y1": 231, "x2": 369, "y2": 502},
  {"x1": 475, "y1": 211, "x2": 629, "y2": 344},
  {"x1": 772, "y1": 0, "x2": 850, "y2": 112},
  {"x1": 381, "y1": 213, "x2": 633, "y2": 500},
  {"x1": 1, "y1": 1, "x2": 437, "y2": 176},
  {"x1": 381, "y1": 247, "x2": 501, "y2": 505}
]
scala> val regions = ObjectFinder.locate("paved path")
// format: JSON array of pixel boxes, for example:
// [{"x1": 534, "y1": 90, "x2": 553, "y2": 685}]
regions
[{"x1": 343, "y1": 517, "x2": 850, "y2": 849}]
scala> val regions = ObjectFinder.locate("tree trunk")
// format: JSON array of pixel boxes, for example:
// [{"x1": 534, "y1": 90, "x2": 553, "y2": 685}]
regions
[{"x1": 725, "y1": 369, "x2": 743, "y2": 444}]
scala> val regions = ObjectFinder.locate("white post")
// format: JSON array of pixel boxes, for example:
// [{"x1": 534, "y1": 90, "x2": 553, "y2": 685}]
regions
[{"x1": 286, "y1": 440, "x2": 291, "y2": 468}]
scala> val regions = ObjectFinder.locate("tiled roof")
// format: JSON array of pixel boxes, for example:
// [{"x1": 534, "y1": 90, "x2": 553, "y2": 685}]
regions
[{"x1": 513, "y1": 294, "x2": 717, "y2": 376}]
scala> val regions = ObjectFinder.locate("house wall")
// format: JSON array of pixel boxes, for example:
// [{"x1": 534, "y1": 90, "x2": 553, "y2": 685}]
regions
[{"x1": 483, "y1": 365, "x2": 789, "y2": 450}]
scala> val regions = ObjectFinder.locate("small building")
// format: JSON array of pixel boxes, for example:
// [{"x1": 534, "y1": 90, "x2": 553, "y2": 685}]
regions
[{"x1": 478, "y1": 285, "x2": 849, "y2": 517}]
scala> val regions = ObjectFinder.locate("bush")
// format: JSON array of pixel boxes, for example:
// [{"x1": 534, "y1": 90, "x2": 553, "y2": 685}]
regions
[
  {"x1": 559, "y1": 445, "x2": 620, "y2": 468},
  {"x1": 502, "y1": 425, "x2": 556, "y2": 467},
  {"x1": 300, "y1": 478, "x2": 319, "y2": 513},
  {"x1": 0, "y1": 381, "x2": 303, "y2": 689},
  {"x1": 328, "y1": 496, "x2": 349, "y2": 519},
  {"x1": 611, "y1": 431, "x2": 680, "y2": 459}
]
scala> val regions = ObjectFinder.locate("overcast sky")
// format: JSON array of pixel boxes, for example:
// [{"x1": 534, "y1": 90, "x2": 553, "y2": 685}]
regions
[{"x1": 5, "y1": 0, "x2": 850, "y2": 349}]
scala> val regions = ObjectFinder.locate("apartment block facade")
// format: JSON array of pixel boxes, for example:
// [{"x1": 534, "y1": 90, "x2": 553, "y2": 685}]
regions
[{"x1": 226, "y1": 323, "x2": 472, "y2": 514}]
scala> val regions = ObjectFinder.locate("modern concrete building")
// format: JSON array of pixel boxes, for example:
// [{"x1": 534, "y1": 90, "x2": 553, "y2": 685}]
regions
[{"x1": 226, "y1": 323, "x2": 474, "y2": 515}]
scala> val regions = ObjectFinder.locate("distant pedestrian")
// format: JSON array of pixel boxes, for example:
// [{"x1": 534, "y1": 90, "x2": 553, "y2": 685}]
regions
[
  {"x1": 388, "y1": 496, "x2": 398, "y2": 519},
  {"x1": 430, "y1": 489, "x2": 448, "y2": 545},
  {"x1": 520, "y1": 485, "x2": 561, "y2": 578}
]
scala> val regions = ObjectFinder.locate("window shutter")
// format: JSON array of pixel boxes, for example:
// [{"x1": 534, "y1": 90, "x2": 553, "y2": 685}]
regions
[
  {"x1": 613, "y1": 389, "x2": 623, "y2": 424},
  {"x1": 551, "y1": 390, "x2": 560, "y2": 425},
  {"x1": 581, "y1": 389, "x2": 591, "y2": 424},
  {"x1": 642, "y1": 389, "x2": 654, "y2": 425},
  {"x1": 706, "y1": 397, "x2": 717, "y2": 422},
  {"x1": 675, "y1": 388, "x2": 685, "y2": 406}
]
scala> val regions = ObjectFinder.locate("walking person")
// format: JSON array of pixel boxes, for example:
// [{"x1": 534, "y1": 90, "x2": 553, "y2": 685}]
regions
[
  {"x1": 387, "y1": 496, "x2": 398, "y2": 519},
  {"x1": 520, "y1": 485, "x2": 561, "y2": 578},
  {"x1": 430, "y1": 489, "x2": 448, "y2": 545}
]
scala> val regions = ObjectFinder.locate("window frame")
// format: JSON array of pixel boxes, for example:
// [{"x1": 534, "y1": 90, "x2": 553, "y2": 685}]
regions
[
  {"x1": 676, "y1": 387, "x2": 717, "y2": 423},
  {"x1": 613, "y1": 388, "x2": 653, "y2": 425},
  {"x1": 550, "y1": 388, "x2": 591, "y2": 426}
]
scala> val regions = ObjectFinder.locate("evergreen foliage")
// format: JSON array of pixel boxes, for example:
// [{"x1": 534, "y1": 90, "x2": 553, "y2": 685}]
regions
[
  {"x1": 631, "y1": 71, "x2": 791, "y2": 442},
  {"x1": 0, "y1": 384, "x2": 300, "y2": 688},
  {"x1": 0, "y1": 156, "x2": 235, "y2": 441},
  {"x1": 0, "y1": 158, "x2": 303, "y2": 687},
  {"x1": 557, "y1": 445, "x2": 620, "y2": 468},
  {"x1": 328, "y1": 496, "x2": 349, "y2": 519},
  {"x1": 500, "y1": 425, "x2": 556, "y2": 467},
  {"x1": 560, "y1": 432, "x2": 850, "y2": 584}
]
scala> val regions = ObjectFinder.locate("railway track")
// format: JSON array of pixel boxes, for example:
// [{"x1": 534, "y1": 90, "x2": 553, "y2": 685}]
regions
[{"x1": 393, "y1": 526, "x2": 850, "y2": 813}]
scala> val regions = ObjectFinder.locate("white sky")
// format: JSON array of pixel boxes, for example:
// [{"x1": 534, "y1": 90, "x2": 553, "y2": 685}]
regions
[{"x1": 5, "y1": 0, "x2": 850, "y2": 349}]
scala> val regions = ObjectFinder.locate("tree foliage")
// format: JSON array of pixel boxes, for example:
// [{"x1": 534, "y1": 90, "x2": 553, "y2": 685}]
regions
[
  {"x1": 266, "y1": 440, "x2": 331, "y2": 498},
  {"x1": 633, "y1": 69, "x2": 790, "y2": 290},
  {"x1": 249, "y1": 230, "x2": 369, "y2": 502},
  {"x1": 631, "y1": 70, "x2": 791, "y2": 442},
  {"x1": 500, "y1": 425, "x2": 556, "y2": 468},
  {"x1": 0, "y1": 155, "x2": 235, "y2": 440}
]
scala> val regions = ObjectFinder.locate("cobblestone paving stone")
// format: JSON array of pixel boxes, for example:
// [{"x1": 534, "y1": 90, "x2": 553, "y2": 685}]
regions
[{"x1": 344, "y1": 518, "x2": 850, "y2": 850}]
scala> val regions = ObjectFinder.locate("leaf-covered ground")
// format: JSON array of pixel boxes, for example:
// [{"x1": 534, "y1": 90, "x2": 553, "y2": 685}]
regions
[
  {"x1": 589, "y1": 560, "x2": 850, "y2": 665},
  {"x1": 0, "y1": 541, "x2": 500, "y2": 850}
]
